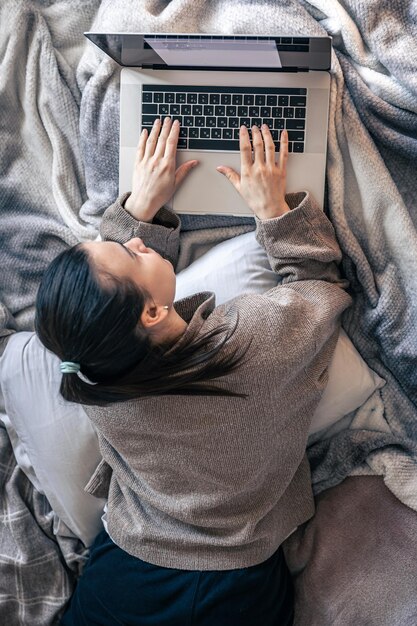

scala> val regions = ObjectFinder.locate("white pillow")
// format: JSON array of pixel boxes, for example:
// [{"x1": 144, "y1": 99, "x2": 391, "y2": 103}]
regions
[
  {"x1": 0, "y1": 230, "x2": 385, "y2": 546},
  {"x1": 0, "y1": 332, "x2": 105, "y2": 547}
]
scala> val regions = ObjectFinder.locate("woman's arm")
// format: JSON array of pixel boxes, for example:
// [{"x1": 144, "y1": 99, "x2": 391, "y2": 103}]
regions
[
  {"x1": 99, "y1": 118, "x2": 198, "y2": 268},
  {"x1": 217, "y1": 124, "x2": 352, "y2": 355},
  {"x1": 218, "y1": 125, "x2": 349, "y2": 290}
]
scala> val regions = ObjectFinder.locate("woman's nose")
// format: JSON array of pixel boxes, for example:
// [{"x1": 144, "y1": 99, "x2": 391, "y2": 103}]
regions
[{"x1": 126, "y1": 238, "x2": 148, "y2": 253}]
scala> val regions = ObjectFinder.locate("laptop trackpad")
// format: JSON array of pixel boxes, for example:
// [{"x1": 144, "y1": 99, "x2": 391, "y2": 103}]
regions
[{"x1": 171, "y1": 150, "x2": 253, "y2": 216}]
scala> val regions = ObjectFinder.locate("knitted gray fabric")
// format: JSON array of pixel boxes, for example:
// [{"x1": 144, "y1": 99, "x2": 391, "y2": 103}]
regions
[{"x1": 83, "y1": 191, "x2": 352, "y2": 570}]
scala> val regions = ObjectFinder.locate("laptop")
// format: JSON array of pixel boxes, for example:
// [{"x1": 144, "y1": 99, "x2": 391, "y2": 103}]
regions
[{"x1": 84, "y1": 33, "x2": 332, "y2": 216}]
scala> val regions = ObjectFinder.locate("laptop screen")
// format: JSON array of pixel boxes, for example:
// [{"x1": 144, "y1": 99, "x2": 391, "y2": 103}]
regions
[{"x1": 84, "y1": 33, "x2": 331, "y2": 71}]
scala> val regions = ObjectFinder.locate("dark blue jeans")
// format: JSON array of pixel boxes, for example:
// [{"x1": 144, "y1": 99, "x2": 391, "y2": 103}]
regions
[{"x1": 61, "y1": 529, "x2": 294, "y2": 625}]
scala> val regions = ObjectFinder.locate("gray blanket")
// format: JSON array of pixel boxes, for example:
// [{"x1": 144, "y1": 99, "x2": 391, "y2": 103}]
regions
[{"x1": 1, "y1": 0, "x2": 417, "y2": 622}]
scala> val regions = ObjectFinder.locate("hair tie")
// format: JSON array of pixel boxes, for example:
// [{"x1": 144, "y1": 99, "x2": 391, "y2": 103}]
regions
[{"x1": 60, "y1": 361, "x2": 80, "y2": 374}]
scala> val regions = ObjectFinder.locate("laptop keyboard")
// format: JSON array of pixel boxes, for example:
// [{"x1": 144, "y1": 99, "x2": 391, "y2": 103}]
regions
[{"x1": 141, "y1": 85, "x2": 307, "y2": 153}]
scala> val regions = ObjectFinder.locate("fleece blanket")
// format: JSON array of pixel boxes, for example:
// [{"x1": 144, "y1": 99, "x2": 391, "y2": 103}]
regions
[{"x1": 2, "y1": 0, "x2": 417, "y2": 507}]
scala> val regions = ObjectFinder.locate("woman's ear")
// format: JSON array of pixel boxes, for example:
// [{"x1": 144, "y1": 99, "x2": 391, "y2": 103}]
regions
[{"x1": 140, "y1": 301, "x2": 169, "y2": 329}]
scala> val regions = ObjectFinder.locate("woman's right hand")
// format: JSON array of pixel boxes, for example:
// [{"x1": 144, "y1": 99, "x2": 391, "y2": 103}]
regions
[{"x1": 217, "y1": 125, "x2": 290, "y2": 220}]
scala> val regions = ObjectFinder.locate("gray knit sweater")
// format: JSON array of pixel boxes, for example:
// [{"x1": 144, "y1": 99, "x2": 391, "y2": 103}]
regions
[{"x1": 82, "y1": 191, "x2": 352, "y2": 570}]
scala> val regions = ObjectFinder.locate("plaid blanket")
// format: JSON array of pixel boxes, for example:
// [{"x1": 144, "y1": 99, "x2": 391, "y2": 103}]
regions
[{"x1": 0, "y1": 420, "x2": 88, "y2": 625}]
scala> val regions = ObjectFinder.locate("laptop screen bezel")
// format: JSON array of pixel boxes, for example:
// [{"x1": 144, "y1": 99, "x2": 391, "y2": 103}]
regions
[{"x1": 84, "y1": 33, "x2": 332, "y2": 71}]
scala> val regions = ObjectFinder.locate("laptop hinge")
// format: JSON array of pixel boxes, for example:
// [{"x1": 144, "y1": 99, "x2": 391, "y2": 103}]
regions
[{"x1": 141, "y1": 64, "x2": 309, "y2": 72}]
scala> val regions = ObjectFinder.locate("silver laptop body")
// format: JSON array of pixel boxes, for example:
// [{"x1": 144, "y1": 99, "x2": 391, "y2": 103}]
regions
[{"x1": 85, "y1": 33, "x2": 332, "y2": 216}]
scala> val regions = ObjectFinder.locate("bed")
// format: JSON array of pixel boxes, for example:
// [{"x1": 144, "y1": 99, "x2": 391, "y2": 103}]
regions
[{"x1": 1, "y1": 0, "x2": 417, "y2": 623}]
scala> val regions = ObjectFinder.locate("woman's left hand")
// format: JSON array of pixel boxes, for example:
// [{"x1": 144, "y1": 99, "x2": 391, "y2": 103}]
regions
[{"x1": 124, "y1": 117, "x2": 198, "y2": 222}]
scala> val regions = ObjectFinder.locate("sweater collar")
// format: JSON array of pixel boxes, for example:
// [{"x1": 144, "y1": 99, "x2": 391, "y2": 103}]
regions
[{"x1": 165, "y1": 292, "x2": 216, "y2": 356}]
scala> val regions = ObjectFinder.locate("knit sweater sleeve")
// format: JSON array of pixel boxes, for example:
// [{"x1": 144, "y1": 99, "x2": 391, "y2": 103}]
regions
[
  {"x1": 253, "y1": 191, "x2": 352, "y2": 372},
  {"x1": 255, "y1": 191, "x2": 348, "y2": 289},
  {"x1": 99, "y1": 192, "x2": 181, "y2": 268}
]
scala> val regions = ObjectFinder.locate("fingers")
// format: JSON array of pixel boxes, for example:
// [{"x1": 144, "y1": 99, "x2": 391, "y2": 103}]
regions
[
  {"x1": 251, "y1": 125, "x2": 265, "y2": 165},
  {"x1": 261, "y1": 124, "x2": 275, "y2": 166},
  {"x1": 136, "y1": 128, "x2": 148, "y2": 162},
  {"x1": 216, "y1": 166, "x2": 240, "y2": 190},
  {"x1": 175, "y1": 160, "x2": 199, "y2": 189},
  {"x1": 164, "y1": 119, "x2": 180, "y2": 159},
  {"x1": 144, "y1": 118, "x2": 162, "y2": 157},
  {"x1": 239, "y1": 125, "x2": 252, "y2": 172},
  {"x1": 154, "y1": 117, "x2": 173, "y2": 157},
  {"x1": 279, "y1": 129, "x2": 289, "y2": 178}
]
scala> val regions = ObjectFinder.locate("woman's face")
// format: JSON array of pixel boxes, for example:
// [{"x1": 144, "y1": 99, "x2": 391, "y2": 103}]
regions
[{"x1": 83, "y1": 237, "x2": 176, "y2": 307}]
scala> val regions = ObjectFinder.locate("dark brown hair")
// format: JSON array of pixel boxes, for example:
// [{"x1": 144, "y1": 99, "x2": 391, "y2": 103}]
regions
[{"x1": 35, "y1": 244, "x2": 248, "y2": 406}]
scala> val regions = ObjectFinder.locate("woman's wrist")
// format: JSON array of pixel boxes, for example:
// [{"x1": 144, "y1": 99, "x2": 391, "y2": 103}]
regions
[
  {"x1": 256, "y1": 201, "x2": 291, "y2": 220},
  {"x1": 123, "y1": 193, "x2": 156, "y2": 223}
]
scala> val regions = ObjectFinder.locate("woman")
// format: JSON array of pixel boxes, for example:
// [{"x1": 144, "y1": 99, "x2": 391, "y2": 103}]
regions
[{"x1": 36, "y1": 118, "x2": 351, "y2": 625}]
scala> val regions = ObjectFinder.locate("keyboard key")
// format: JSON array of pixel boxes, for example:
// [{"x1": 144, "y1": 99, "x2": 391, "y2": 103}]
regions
[
  {"x1": 176, "y1": 93, "x2": 186, "y2": 103},
  {"x1": 274, "y1": 118, "x2": 285, "y2": 129},
  {"x1": 295, "y1": 107, "x2": 306, "y2": 119},
  {"x1": 201, "y1": 128, "x2": 210, "y2": 138},
  {"x1": 238, "y1": 106, "x2": 248, "y2": 117},
  {"x1": 207, "y1": 117, "x2": 217, "y2": 127},
  {"x1": 215, "y1": 105, "x2": 225, "y2": 116},
  {"x1": 233, "y1": 128, "x2": 240, "y2": 139},
  {"x1": 170, "y1": 104, "x2": 181, "y2": 116},
  {"x1": 204, "y1": 105, "x2": 214, "y2": 116},
  {"x1": 229, "y1": 117, "x2": 239, "y2": 128},
  {"x1": 260, "y1": 107, "x2": 271, "y2": 118},
  {"x1": 218, "y1": 117, "x2": 227, "y2": 128},
  {"x1": 223, "y1": 128, "x2": 233, "y2": 139},
  {"x1": 232, "y1": 94, "x2": 242, "y2": 105},
  {"x1": 198, "y1": 93, "x2": 209, "y2": 104},
  {"x1": 142, "y1": 114, "x2": 160, "y2": 125},
  {"x1": 154, "y1": 92, "x2": 164, "y2": 103},
  {"x1": 187, "y1": 93, "x2": 198, "y2": 104},
  {"x1": 179, "y1": 127, "x2": 188, "y2": 138},
  {"x1": 249, "y1": 106, "x2": 259, "y2": 117},
  {"x1": 184, "y1": 116, "x2": 194, "y2": 127},
  {"x1": 286, "y1": 119, "x2": 305, "y2": 130},
  {"x1": 189, "y1": 127, "x2": 199, "y2": 138},
  {"x1": 263, "y1": 118, "x2": 274, "y2": 128},
  {"x1": 290, "y1": 96, "x2": 307, "y2": 107},
  {"x1": 142, "y1": 104, "x2": 158, "y2": 114},
  {"x1": 283, "y1": 107, "x2": 294, "y2": 118},
  {"x1": 165, "y1": 92, "x2": 175, "y2": 103},
  {"x1": 293, "y1": 142, "x2": 304, "y2": 152},
  {"x1": 221, "y1": 94, "x2": 231, "y2": 104},
  {"x1": 252, "y1": 118, "x2": 262, "y2": 127},
  {"x1": 266, "y1": 95, "x2": 277, "y2": 106},
  {"x1": 226, "y1": 106, "x2": 237, "y2": 116},
  {"x1": 211, "y1": 128, "x2": 222, "y2": 139},
  {"x1": 278, "y1": 96, "x2": 289, "y2": 106},
  {"x1": 177, "y1": 138, "x2": 187, "y2": 149},
  {"x1": 171, "y1": 115, "x2": 183, "y2": 125},
  {"x1": 159, "y1": 104, "x2": 170, "y2": 115},
  {"x1": 193, "y1": 105, "x2": 203, "y2": 116},
  {"x1": 243, "y1": 94, "x2": 254, "y2": 105},
  {"x1": 272, "y1": 107, "x2": 283, "y2": 117},
  {"x1": 195, "y1": 116, "x2": 205, "y2": 127},
  {"x1": 142, "y1": 92, "x2": 152, "y2": 102},
  {"x1": 271, "y1": 129, "x2": 280, "y2": 141},
  {"x1": 275, "y1": 141, "x2": 281, "y2": 152},
  {"x1": 189, "y1": 138, "x2": 240, "y2": 151},
  {"x1": 255, "y1": 95, "x2": 265, "y2": 105},
  {"x1": 210, "y1": 93, "x2": 220, "y2": 104},
  {"x1": 288, "y1": 131, "x2": 305, "y2": 142},
  {"x1": 239, "y1": 117, "x2": 250, "y2": 127},
  {"x1": 181, "y1": 104, "x2": 192, "y2": 115}
]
